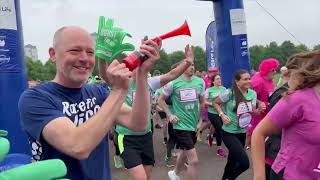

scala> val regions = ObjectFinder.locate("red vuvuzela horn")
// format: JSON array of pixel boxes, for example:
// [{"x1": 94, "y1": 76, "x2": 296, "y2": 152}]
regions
[{"x1": 123, "y1": 21, "x2": 192, "y2": 71}]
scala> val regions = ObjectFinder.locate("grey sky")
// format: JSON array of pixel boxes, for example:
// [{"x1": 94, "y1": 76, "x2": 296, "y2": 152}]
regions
[{"x1": 20, "y1": 0, "x2": 320, "y2": 62}]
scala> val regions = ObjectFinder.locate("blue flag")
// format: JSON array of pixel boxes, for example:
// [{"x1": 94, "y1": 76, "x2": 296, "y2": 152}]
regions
[{"x1": 205, "y1": 21, "x2": 218, "y2": 71}]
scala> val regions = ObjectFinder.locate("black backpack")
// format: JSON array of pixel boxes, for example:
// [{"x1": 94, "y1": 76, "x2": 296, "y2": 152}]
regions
[{"x1": 265, "y1": 83, "x2": 288, "y2": 160}]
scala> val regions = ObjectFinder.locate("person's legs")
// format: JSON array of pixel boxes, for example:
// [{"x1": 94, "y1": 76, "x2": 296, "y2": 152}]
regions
[
  {"x1": 113, "y1": 136, "x2": 122, "y2": 168},
  {"x1": 222, "y1": 150, "x2": 236, "y2": 180},
  {"x1": 167, "y1": 122, "x2": 176, "y2": 158},
  {"x1": 185, "y1": 148, "x2": 199, "y2": 180},
  {"x1": 128, "y1": 165, "x2": 147, "y2": 180},
  {"x1": 175, "y1": 150, "x2": 187, "y2": 174},
  {"x1": 119, "y1": 133, "x2": 155, "y2": 180},
  {"x1": 163, "y1": 122, "x2": 168, "y2": 143},
  {"x1": 265, "y1": 163, "x2": 272, "y2": 180},
  {"x1": 159, "y1": 111, "x2": 168, "y2": 144},
  {"x1": 208, "y1": 113, "x2": 226, "y2": 157},
  {"x1": 269, "y1": 167, "x2": 284, "y2": 180},
  {"x1": 208, "y1": 113, "x2": 223, "y2": 146},
  {"x1": 221, "y1": 131, "x2": 249, "y2": 180},
  {"x1": 170, "y1": 130, "x2": 198, "y2": 180},
  {"x1": 143, "y1": 165, "x2": 153, "y2": 180},
  {"x1": 166, "y1": 122, "x2": 177, "y2": 167}
]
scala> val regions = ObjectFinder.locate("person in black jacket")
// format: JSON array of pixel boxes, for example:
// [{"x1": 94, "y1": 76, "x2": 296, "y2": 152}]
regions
[{"x1": 264, "y1": 83, "x2": 288, "y2": 180}]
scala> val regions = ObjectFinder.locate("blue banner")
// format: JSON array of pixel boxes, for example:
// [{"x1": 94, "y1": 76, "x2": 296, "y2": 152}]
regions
[
  {"x1": 0, "y1": 30, "x2": 20, "y2": 73},
  {"x1": 205, "y1": 21, "x2": 218, "y2": 71},
  {"x1": 233, "y1": 34, "x2": 250, "y2": 71},
  {"x1": 0, "y1": 0, "x2": 30, "y2": 154},
  {"x1": 0, "y1": 0, "x2": 22, "y2": 73}
]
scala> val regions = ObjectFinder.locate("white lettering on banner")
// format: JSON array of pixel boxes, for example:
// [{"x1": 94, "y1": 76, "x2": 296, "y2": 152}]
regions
[
  {"x1": 0, "y1": 0, "x2": 17, "y2": 30},
  {"x1": 230, "y1": 9, "x2": 247, "y2": 35},
  {"x1": 210, "y1": 41, "x2": 216, "y2": 68},
  {"x1": 62, "y1": 97, "x2": 100, "y2": 126},
  {"x1": 0, "y1": 55, "x2": 10, "y2": 64}
]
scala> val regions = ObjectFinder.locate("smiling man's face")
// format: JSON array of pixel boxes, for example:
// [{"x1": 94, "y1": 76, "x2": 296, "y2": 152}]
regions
[{"x1": 49, "y1": 27, "x2": 95, "y2": 87}]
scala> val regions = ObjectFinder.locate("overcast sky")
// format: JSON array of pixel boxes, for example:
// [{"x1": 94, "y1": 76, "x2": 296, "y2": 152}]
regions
[{"x1": 20, "y1": 0, "x2": 320, "y2": 62}]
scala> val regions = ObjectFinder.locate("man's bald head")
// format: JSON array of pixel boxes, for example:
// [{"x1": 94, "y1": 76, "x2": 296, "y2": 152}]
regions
[
  {"x1": 49, "y1": 26, "x2": 95, "y2": 88},
  {"x1": 52, "y1": 26, "x2": 92, "y2": 49}
]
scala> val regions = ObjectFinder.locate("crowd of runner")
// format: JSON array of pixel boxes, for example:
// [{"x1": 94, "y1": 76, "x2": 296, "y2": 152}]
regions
[{"x1": 20, "y1": 26, "x2": 320, "y2": 180}]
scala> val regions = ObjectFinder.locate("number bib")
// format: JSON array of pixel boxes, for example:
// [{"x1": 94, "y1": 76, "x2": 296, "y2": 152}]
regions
[
  {"x1": 237, "y1": 101, "x2": 253, "y2": 128},
  {"x1": 179, "y1": 88, "x2": 197, "y2": 102},
  {"x1": 238, "y1": 113, "x2": 252, "y2": 128}
]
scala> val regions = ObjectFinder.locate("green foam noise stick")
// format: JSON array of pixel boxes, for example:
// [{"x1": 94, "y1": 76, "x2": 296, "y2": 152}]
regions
[
  {"x1": 0, "y1": 130, "x2": 9, "y2": 162},
  {"x1": 0, "y1": 159, "x2": 68, "y2": 180},
  {"x1": 95, "y1": 16, "x2": 135, "y2": 63}
]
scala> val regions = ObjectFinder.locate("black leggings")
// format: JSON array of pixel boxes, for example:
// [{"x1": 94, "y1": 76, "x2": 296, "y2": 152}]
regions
[
  {"x1": 221, "y1": 130, "x2": 249, "y2": 180},
  {"x1": 265, "y1": 164, "x2": 284, "y2": 180},
  {"x1": 208, "y1": 112, "x2": 223, "y2": 146},
  {"x1": 166, "y1": 122, "x2": 177, "y2": 158}
]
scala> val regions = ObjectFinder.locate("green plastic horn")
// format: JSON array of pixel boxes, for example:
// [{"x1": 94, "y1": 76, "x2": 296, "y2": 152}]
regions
[{"x1": 0, "y1": 159, "x2": 67, "y2": 180}]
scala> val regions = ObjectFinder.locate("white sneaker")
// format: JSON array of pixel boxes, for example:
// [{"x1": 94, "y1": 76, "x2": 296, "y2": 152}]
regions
[{"x1": 168, "y1": 170, "x2": 180, "y2": 180}]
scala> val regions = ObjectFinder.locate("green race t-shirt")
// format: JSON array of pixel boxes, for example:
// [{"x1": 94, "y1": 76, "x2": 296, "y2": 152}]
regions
[
  {"x1": 163, "y1": 76, "x2": 205, "y2": 131},
  {"x1": 116, "y1": 76, "x2": 161, "y2": 135},
  {"x1": 219, "y1": 88, "x2": 257, "y2": 134},
  {"x1": 205, "y1": 86, "x2": 226, "y2": 114}
]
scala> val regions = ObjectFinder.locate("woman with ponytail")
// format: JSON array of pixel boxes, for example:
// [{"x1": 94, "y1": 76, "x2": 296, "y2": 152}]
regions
[
  {"x1": 252, "y1": 50, "x2": 320, "y2": 180},
  {"x1": 213, "y1": 69, "x2": 263, "y2": 180}
]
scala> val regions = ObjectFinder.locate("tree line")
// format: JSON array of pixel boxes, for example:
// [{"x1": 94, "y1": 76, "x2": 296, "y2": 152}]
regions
[{"x1": 25, "y1": 41, "x2": 320, "y2": 81}]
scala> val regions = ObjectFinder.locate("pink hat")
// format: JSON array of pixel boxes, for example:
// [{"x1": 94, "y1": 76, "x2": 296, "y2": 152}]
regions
[
  {"x1": 208, "y1": 68, "x2": 219, "y2": 73},
  {"x1": 259, "y1": 58, "x2": 279, "y2": 76}
]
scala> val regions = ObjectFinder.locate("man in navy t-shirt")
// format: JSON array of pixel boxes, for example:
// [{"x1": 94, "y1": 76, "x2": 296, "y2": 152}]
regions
[{"x1": 18, "y1": 26, "x2": 161, "y2": 180}]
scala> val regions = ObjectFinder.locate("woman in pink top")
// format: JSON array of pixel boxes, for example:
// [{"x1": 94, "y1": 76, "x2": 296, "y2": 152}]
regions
[
  {"x1": 252, "y1": 50, "x2": 320, "y2": 180},
  {"x1": 247, "y1": 58, "x2": 279, "y2": 143}
]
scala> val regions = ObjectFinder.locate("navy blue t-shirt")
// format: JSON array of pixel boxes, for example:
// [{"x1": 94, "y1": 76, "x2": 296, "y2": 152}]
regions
[{"x1": 19, "y1": 82, "x2": 111, "y2": 180}]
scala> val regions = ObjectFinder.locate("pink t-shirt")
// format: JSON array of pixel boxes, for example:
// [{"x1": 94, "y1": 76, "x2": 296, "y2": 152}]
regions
[
  {"x1": 247, "y1": 73, "x2": 275, "y2": 135},
  {"x1": 203, "y1": 75, "x2": 212, "y2": 89},
  {"x1": 267, "y1": 88, "x2": 320, "y2": 180}
]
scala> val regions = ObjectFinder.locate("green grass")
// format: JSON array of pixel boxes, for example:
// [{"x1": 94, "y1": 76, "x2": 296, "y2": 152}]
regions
[{"x1": 274, "y1": 73, "x2": 280, "y2": 85}]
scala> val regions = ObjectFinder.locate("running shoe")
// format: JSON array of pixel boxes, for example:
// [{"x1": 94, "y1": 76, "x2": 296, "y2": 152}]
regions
[
  {"x1": 217, "y1": 148, "x2": 226, "y2": 158},
  {"x1": 168, "y1": 170, "x2": 180, "y2": 180},
  {"x1": 113, "y1": 155, "x2": 122, "y2": 169},
  {"x1": 165, "y1": 156, "x2": 176, "y2": 168}
]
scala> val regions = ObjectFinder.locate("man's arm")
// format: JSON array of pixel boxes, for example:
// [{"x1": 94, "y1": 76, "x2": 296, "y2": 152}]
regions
[
  {"x1": 116, "y1": 38, "x2": 161, "y2": 131},
  {"x1": 42, "y1": 61, "x2": 131, "y2": 160},
  {"x1": 158, "y1": 81, "x2": 174, "y2": 117},
  {"x1": 158, "y1": 93, "x2": 171, "y2": 117},
  {"x1": 199, "y1": 80, "x2": 206, "y2": 109},
  {"x1": 159, "y1": 45, "x2": 193, "y2": 87}
]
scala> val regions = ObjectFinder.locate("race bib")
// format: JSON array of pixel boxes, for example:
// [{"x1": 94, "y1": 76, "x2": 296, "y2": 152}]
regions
[
  {"x1": 237, "y1": 101, "x2": 253, "y2": 128},
  {"x1": 236, "y1": 101, "x2": 252, "y2": 116},
  {"x1": 238, "y1": 113, "x2": 252, "y2": 128},
  {"x1": 179, "y1": 88, "x2": 197, "y2": 102}
]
